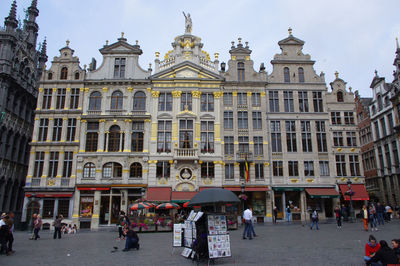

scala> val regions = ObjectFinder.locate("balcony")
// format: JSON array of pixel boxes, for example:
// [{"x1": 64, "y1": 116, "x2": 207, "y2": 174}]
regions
[
  {"x1": 236, "y1": 152, "x2": 253, "y2": 161},
  {"x1": 31, "y1": 178, "x2": 41, "y2": 187},
  {"x1": 61, "y1": 178, "x2": 70, "y2": 187},
  {"x1": 174, "y1": 148, "x2": 198, "y2": 160}
]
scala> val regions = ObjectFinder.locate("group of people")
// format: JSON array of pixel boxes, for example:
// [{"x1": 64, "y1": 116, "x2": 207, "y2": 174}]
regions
[
  {"x1": 242, "y1": 207, "x2": 257, "y2": 240},
  {"x1": 360, "y1": 202, "x2": 394, "y2": 232},
  {"x1": 0, "y1": 212, "x2": 15, "y2": 256},
  {"x1": 364, "y1": 235, "x2": 400, "y2": 265},
  {"x1": 116, "y1": 211, "x2": 140, "y2": 251}
]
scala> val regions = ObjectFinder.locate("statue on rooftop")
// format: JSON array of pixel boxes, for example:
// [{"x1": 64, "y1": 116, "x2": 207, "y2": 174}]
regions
[{"x1": 183, "y1": 12, "x2": 192, "y2": 34}]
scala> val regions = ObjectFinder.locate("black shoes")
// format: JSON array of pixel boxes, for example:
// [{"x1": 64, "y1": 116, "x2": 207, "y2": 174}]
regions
[
  {"x1": 122, "y1": 248, "x2": 130, "y2": 252},
  {"x1": 136, "y1": 244, "x2": 140, "y2": 250}
]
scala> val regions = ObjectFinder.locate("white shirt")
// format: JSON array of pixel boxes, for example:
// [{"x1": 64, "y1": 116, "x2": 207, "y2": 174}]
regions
[
  {"x1": 243, "y1": 209, "x2": 252, "y2": 220},
  {"x1": 0, "y1": 219, "x2": 5, "y2": 226}
]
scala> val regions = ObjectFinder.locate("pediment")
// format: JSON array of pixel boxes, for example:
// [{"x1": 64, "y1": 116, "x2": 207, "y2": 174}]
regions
[
  {"x1": 151, "y1": 61, "x2": 224, "y2": 80},
  {"x1": 278, "y1": 36, "x2": 305, "y2": 46},
  {"x1": 200, "y1": 114, "x2": 215, "y2": 120},
  {"x1": 176, "y1": 110, "x2": 197, "y2": 118},
  {"x1": 99, "y1": 41, "x2": 143, "y2": 55},
  {"x1": 157, "y1": 113, "x2": 173, "y2": 119}
]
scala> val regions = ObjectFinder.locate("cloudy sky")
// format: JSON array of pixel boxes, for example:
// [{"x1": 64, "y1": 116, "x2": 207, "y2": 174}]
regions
[{"x1": 2, "y1": 0, "x2": 399, "y2": 97}]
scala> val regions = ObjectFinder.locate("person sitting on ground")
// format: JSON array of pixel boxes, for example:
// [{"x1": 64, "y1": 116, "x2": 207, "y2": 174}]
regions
[
  {"x1": 392, "y1": 239, "x2": 400, "y2": 262},
  {"x1": 73, "y1": 224, "x2": 78, "y2": 234},
  {"x1": 67, "y1": 224, "x2": 73, "y2": 234},
  {"x1": 370, "y1": 240, "x2": 398, "y2": 266},
  {"x1": 122, "y1": 224, "x2": 139, "y2": 251},
  {"x1": 364, "y1": 235, "x2": 380, "y2": 264},
  {"x1": 61, "y1": 224, "x2": 67, "y2": 234}
]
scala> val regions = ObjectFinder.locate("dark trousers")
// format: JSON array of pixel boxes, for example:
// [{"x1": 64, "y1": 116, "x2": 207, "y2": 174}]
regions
[
  {"x1": 118, "y1": 227, "x2": 124, "y2": 238},
  {"x1": 0, "y1": 236, "x2": 7, "y2": 254},
  {"x1": 273, "y1": 215, "x2": 277, "y2": 224},
  {"x1": 34, "y1": 228, "x2": 40, "y2": 240},
  {"x1": 125, "y1": 237, "x2": 138, "y2": 250},
  {"x1": 377, "y1": 213, "x2": 384, "y2": 225},
  {"x1": 7, "y1": 234, "x2": 13, "y2": 252},
  {"x1": 336, "y1": 217, "x2": 342, "y2": 227},
  {"x1": 243, "y1": 220, "x2": 252, "y2": 239},
  {"x1": 54, "y1": 227, "x2": 62, "y2": 239}
]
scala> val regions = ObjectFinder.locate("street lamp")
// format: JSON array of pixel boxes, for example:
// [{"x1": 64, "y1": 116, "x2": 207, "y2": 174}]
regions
[
  {"x1": 240, "y1": 182, "x2": 246, "y2": 213},
  {"x1": 346, "y1": 179, "x2": 355, "y2": 223},
  {"x1": 29, "y1": 193, "x2": 36, "y2": 232}
]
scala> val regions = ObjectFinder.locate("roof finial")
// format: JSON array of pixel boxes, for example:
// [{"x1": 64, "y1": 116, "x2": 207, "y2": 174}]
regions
[
  {"x1": 105, "y1": 40, "x2": 109, "y2": 45},
  {"x1": 231, "y1": 41, "x2": 235, "y2": 48},
  {"x1": 136, "y1": 40, "x2": 138, "y2": 45},
  {"x1": 374, "y1": 70, "x2": 378, "y2": 77},
  {"x1": 334, "y1": 71, "x2": 339, "y2": 78},
  {"x1": 66, "y1": 39, "x2": 70, "y2": 47},
  {"x1": 30, "y1": 0, "x2": 37, "y2": 8},
  {"x1": 41, "y1": 37, "x2": 47, "y2": 54},
  {"x1": 288, "y1": 27, "x2": 292, "y2": 36},
  {"x1": 121, "y1": 32, "x2": 124, "y2": 38},
  {"x1": 238, "y1": 37, "x2": 242, "y2": 44},
  {"x1": 396, "y1": 37, "x2": 399, "y2": 50},
  {"x1": 9, "y1": 0, "x2": 17, "y2": 19}
]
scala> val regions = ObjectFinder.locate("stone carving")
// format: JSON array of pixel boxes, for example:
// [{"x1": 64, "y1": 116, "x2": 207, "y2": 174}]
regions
[{"x1": 183, "y1": 12, "x2": 192, "y2": 34}]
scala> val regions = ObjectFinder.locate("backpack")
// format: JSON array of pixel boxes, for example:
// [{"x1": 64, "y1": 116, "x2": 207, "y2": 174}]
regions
[{"x1": 312, "y1": 211, "x2": 318, "y2": 219}]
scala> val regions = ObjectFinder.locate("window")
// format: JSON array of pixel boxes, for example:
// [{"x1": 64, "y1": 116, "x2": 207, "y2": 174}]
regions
[
  {"x1": 378, "y1": 147, "x2": 384, "y2": 170},
  {"x1": 269, "y1": 91, "x2": 279, "y2": 112},
  {"x1": 392, "y1": 141, "x2": 399, "y2": 170},
  {"x1": 252, "y1": 112, "x2": 262, "y2": 130},
  {"x1": 201, "y1": 121, "x2": 214, "y2": 153},
  {"x1": 201, "y1": 93, "x2": 214, "y2": 112},
  {"x1": 43, "y1": 199, "x2": 55, "y2": 218},
  {"x1": 181, "y1": 92, "x2": 192, "y2": 111},
  {"x1": 298, "y1": 91, "x2": 309, "y2": 112},
  {"x1": 66, "y1": 118, "x2": 76, "y2": 142},
  {"x1": 111, "y1": 91, "x2": 123, "y2": 110},
  {"x1": 83, "y1": 162, "x2": 96, "y2": 178},
  {"x1": 133, "y1": 91, "x2": 146, "y2": 110},
  {"x1": 284, "y1": 67, "x2": 290, "y2": 83},
  {"x1": 286, "y1": 121, "x2": 297, "y2": 152},
  {"x1": 319, "y1": 161, "x2": 329, "y2": 176},
  {"x1": 48, "y1": 152, "x2": 59, "y2": 178},
  {"x1": 333, "y1": 132, "x2": 343, "y2": 147},
  {"x1": 201, "y1": 162, "x2": 215, "y2": 178},
  {"x1": 225, "y1": 164, "x2": 234, "y2": 180},
  {"x1": 238, "y1": 62, "x2": 245, "y2": 81},
  {"x1": 60, "y1": 67, "x2": 68, "y2": 80},
  {"x1": 33, "y1": 151, "x2": 45, "y2": 177},
  {"x1": 238, "y1": 111, "x2": 248, "y2": 129},
  {"x1": 380, "y1": 118, "x2": 387, "y2": 136},
  {"x1": 85, "y1": 122, "x2": 99, "y2": 152},
  {"x1": 57, "y1": 200, "x2": 70, "y2": 218},
  {"x1": 114, "y1": 58, "x2": 126, "y2": 78},
  {"x1": 237, "y1": 92, "x2": 247, "y2": 106},
  {"x1": 102, "y1": 162, "x2": 122, "y2": 178},
  {"x1": 108, "y1": 125, "x2": 121, "y2": 152},
  {"x1": 288, "y1": 161, "x2": 298, "y2": 176},
  {"x1": 74, "y1": 72, "x2": 80, "y2": 80},
  {"x1": 271, "y1": 121, "x2": 282, "y2": 152},
  {"x1": 283, "y1": 91, "x2": 294, "y2": 112},
  {"x1": 255, "y1": 163, "x2": 264, "y2": 180},
  {"x1": 251, "y1": 93, "x2": 261, "y2": 107},
  {"x1": 158, "y1": 92, "x2": 172, "y2": 111},
  {"x1": 346, "y1": 132, "x2": 357, "y2": 147},
  {"x1": 344, "y1": 112, "x2": 355, "y2": 125},
  {"x1": 313, "y1": 91, "x2": 323, "y2": 112},
  {"x1": 377, "y1": 95, "x2": 383, "y2": 111},
  {"x1": 63, "y1": 152, "x2": 73, "y2": 178},
  {"x1": 47, "y1": 72, "x2": 53, "y2": 80},
  {"x1": 298, "y1": 67, "x2": 304, "y2": 83},
  {"x1": 52, "y1": 118, "x2": 63, "y2": 141},
  {"x1": 157, "y1": 121, "x2": 172, "y2": 153},
  {"x1": 331, "y1": 112, "x2": 341, "y2": 125},
  {"x1": 337, "y1": 91, "x2": 344, "y2": 102},
  {"x1": 56, "y1": 88, "x2": 66, "y2": 109},
  {"x1": 315, "y1": 121, "x2": 327, "y2": 152},
  {"x1": 374, "y1": 121, "x2": 380, "y2": 139},
  {"x1": 384, "y1": 96, "x2": 390, "y2": 107},
  {"x1": 156, "y1": 161, "x2": 170, "y2": 178},
  {"x1": 70, "y1": 88, "x2": 80, "y2": 109},
  {"x1": 304, "y1": 161, "x2": 314, "y2": 176},
  {"x1": 224, "y1": 111, "x2": 233, "y2": 129},
  {"x1": 223, "y1": 93, "x2": 232, "y2": 105},
  {"x1": 38, "y1": 118, "x2": 49, "y2": 141},
  {"x1": 239, "y1": 162, "x2": 246, "y2": 180},
  {"x1": 89, "y1": 91, "x2": 102, "y2": 110},
  {"x1": 42, "y1": 88, "x2": 52, "y2": 109},
  {"x1": 130, "y1": 163, "x2": 142, "y2": 178},
  {"x1": 253, "y1": 136, "x2": 263, "y2": 156},
  {"x1": 273, "y1": 161, "x2": 283, "y2": 176},
  {"x1": 224, "y1": 136, "x2": 234, "y2": 155},
  {"x1": 384, "y1": 144, "x2": 391, "y2": 173},
  {"x1": 131, "y1": 121, "x2": 144, "y2": 152},
  {"x1": 349, "y1": 155, "x2": 360, "y2": 176},
  {"x1": 336, "y1": 155, "x2": 346, "y2": 176},
  {"x1": 388, "y1": 114, "x2": 394, "y2": 134},
  {"x1": 301, "y1": 121, "x2": 312, "y2": 152},
  {"x1": 238, "y1": 136, "x2": 249, "y2": 153},
  {"x1": 179, "y1": 119, "x2": 193, "y2": 148}
]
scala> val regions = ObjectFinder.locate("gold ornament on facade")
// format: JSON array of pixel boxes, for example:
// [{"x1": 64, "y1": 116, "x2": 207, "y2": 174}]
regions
[
  {"x1": 172, "y1": 90, "x2": 182, "y2": 97},
  {"x1": 146, "y1": 87, "x2": 152, "y2": 92},
  {"x1": 47, "y1": 178, "x2": 56, "y2": 186},
  {"x1": 99, "y1": 119, "x2": 106, "y2": 123},
  {"x1": 52, "y1": 88, "x2": 57, "y2": 92},
  {"x1": 201, "y1": 50, "x2": 211, "y2": 60},
  {"x1": 127, "y1": 87, "x2": 133, "y2": 92},
  {"x1": 245, "y1": 56, "x2": 250, "y2": 61},
  {"x1": 260, "y1": 92, "x2": 266, "y2": 97},
  {"x1": 155, "y1": 52, "x2": 160, "y2": 59},
  {"x1": 350, "y1": 148, "x2": 356, "y2": 152},
  {"x1": 151, "y1": 91, "x2": 160, "y2": 98},
  {"x1": 102, "y1": 87, "x2": 108, "y2": 92},
  {"x1": 247, "y1": 91, "x2": 252, "y2": 96},
  {"x1": 214, "y1": 53, "x2": 219, "y2": 60},
  {"x1": 191, "y1": 91, "x2": 202, "y2": 98},
  {"x1": 164, "y1": 50, "x2": 173, "y2": 60},
  {"x1": 290, "y1": 179, "x2": 299, "y2": 183},
  {"x1": 306, "y1": 178, "x2": 315, "y2": 183},
  {"x1": 213, "y1": 91, "x2": 223, "y2": 98},
  {"x1": 337, "y1": 148, "x2": 343, "y2": 152},
  {"x1": 231, "y1": 56, "x2": 236, "y2": 61},
  {"x1": 39, "y1": 88, "x2": 44, "y2": 92},
  {"x1": 232, "y1": 91, "x2": 237, "y2": 96},
  {"x1": 203, "y1": 178, "x2": 213, "y2": 185}
]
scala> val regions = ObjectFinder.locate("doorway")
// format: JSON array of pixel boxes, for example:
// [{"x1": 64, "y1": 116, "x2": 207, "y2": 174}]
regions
[
  {"x1": 274, "y1": 193, "x2": 283, "y2": 219},
  {"x1": 111, "y1": 196, "x2": 121, "y2": 223}
]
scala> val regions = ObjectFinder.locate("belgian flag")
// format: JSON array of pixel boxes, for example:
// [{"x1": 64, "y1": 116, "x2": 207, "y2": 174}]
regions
[{"x1": 245, "y1": 156, "x2": 249, "y2": 182}]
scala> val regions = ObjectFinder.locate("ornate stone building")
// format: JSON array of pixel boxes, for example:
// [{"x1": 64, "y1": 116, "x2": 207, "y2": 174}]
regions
[{"x1": 0, "y1": 0, "x2": 46, "y2": 223}]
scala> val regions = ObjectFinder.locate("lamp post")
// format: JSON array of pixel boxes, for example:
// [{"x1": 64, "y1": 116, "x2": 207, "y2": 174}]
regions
[
  {"x1": 240, "y1": 182, "x2": 245, "y2": 214},
  {"x1": 346, "y1": 179, "x2": 355, "y2": 223},
  {"x1": 29, "y1": 193, "x2": 36, "y2": 232}
]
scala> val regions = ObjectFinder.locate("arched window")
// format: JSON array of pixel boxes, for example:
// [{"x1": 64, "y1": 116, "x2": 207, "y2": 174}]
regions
[
  {"x1": 108, "y1": 125, "x2": 121, "y2": 152},
  {"x1": 74, "y1": 72, "x2": 80, "y2": 80},
  {"x1": 372, "y1": 105, "x2": 376, "y2": 115},
  {"x1": 47, "y1": 72, "x2": 53, "y2": 80},
  {"x1": 130, "y1": 163, "x2": 142, "y2": 178},
  {"x1": 237, "y1": 62, "x2": 245, "y2": 81},
  {"x1": 384, "y1": 96, "x2": 390, "y2": 107},
  {"x1": 60, "y1": 67, "x2": 68, "y2": 80},
  {"x1": 337, "y1": 91, "x2": 344, "y2": 102},
  {"x1": 298, "y1": 67, "x2": 304, "y2": 83},
  {"x1": 284, "y1": 67, "x2": 290, "y2": 83},
  {"x1": 83, "y1": 162, "x2": 96, "y2": 178},
  {"x1": 377, "y1": 95, "x2": 383, "y2": 111},
  {"x1": 133, "y1": 91, "x2": 146, "y2": 110},
  {"x1": 89, "y1": 91, "x2": 102, "y2": 110},
  {"x1": 102, "y1": 162, "x2": 122, "y2": 178},
  {"x1": 111, "y1": 91, "x2": 123, "y2": 110}
]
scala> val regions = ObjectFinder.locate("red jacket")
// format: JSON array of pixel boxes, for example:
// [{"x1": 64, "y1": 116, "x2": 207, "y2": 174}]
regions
[{"x1": 365, "y1": 242, "x2": 381, "y2": 257}]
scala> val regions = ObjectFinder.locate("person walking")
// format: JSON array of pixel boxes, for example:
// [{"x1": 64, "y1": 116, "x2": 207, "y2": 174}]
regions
[
  {"x1": 117, "y1": 212, "x2": 125, "y2": 240},
  {"x1": 286, "y1": 205, "x2": 292, "y2": 224},
  {"x1": 341, "y1": 204, "x2": 348, "y2": 222},
  {"x1": 242, "y1": 207, "x2": 252, "y2": 240},
  {"x1": 6, "y1": 212, "x2": 15, "y2": 253},
  {"x1": 310, "y1": 209, "x2": 319, "y2": 230},
  {"x1": 33, "y1": 214, "x2": 42, "y2": 240},
  {"x1": 53, "y1": 214, "x2": 63, "y2": 239},
  {"x1": 369, "y1": 205, "x2": 378, "y2": 231},
  {"x1": 0, "y1": 213, "x2": 10, "y2": 255},
  {"x1": 361, "y1": 205, "x2": 369, "y2": 232},
  {"x1": 376, "y1": 202, "x2": 385, "y2": 226},
  {"x1": 248, "y1": 208, "x2": 257, "y2": 237},
  {"x1": 385, "y1": 204, "x2": 391, "y2": 222},
  {"x1": 273, "y1": 206, "x2": 278, "y2": 224},
  {"x1": 334, "y1": 205, "x2": 342, "y2": 228}
]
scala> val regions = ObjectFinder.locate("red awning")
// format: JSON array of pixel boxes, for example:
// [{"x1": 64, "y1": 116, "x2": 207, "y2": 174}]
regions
[
  {"x1": 339, "y1": 184, "x2": 370, "y2": 201},
  {"x1": 25, "y1": 193, "x2": 73, "y2": 198},
  {"x1": 171, "y1": 191, "x2": 197, "y2": 201},
  {"x1": 146, "y1": 187, "x2": 171, "y2": 202},
  {"x1": 305, "y1": 188, "x2": 339, "y2": 198},
  {"x1": 77, "y1": 187, "x2": 110, "y2": 191},
  {"x1": 224, "y1": 186, "x2": 269, "y2": 192}
]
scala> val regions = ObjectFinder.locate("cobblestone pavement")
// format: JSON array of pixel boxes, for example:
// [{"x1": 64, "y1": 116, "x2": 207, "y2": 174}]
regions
[{"x1": 1, "y1": 220, "x2": 399, "y2": 266}]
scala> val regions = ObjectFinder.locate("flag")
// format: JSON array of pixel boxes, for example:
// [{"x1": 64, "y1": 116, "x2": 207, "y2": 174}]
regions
[{"x1": 245, "y1": 156, "x2": 249, "y2": 182}]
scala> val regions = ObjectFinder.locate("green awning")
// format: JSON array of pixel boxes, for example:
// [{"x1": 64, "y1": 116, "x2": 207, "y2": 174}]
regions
[{"x1": 273, "y1": 187, "x2": 304, "y2": 192}]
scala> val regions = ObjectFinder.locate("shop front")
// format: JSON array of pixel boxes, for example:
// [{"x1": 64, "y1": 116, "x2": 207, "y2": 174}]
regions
[
  {"x1": 305, "y1": 188, "x2": 340, "y2": 221},
  {"x1": 338, "y1": 184, "x2": 369, "y2": 217},
  {"x1": 273, "y1": 187, "x2": 304, "y2": 222}
]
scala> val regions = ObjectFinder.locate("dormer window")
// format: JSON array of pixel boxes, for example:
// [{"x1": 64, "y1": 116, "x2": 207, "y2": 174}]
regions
[
  {"x1": 60, "y1": 67, "x2": 68, "y2": 80},
  {"x1": 75, "y1": 72, "x2": 80, "y2": 80},
  {"x1": 114, "y1": 58, "x2": 126, "y2": 78},
  {"x1": 284, "y1": 67, "x2": 290, "y2": 83},
  {"x1": 337, "y1": 91, "x2": 344, "y2": 102},
  {"x1": 47, "y1": 72, "x2": 53, "y2": 80},
  {"x1": 238, "y1": 62, "x2": 245, "y2": 81},
  {"x1": 298, "y1": 67, "x2": 304, "y2": 83}
]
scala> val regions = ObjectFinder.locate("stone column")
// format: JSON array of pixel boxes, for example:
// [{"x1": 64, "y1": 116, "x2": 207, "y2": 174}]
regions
[
  {"x1": 143, "y1": 119, "x2": 151, "y2": 153},
  {"x1": 50, "y1": 88, "x2": 57, "y2": 110},
  {"x1": 61, "y1": 117, "x2": 68, "y2": 142},
  {"x1": 104, "y1": 132, "x2": 109, "y2": 152},
  {"x1": 101, "y1": 87, "x2": 108, "y2": 115},
  {"x1": 74, "y1": 117, "x2": 81, "y2": 143},
  {"x1": 119, "y1": 132, "x2": 124, "y2": 152},
  {"x1": 56, "y1": 149, "x2": 65, "y2": 187},
  {"x1": 91, "y1": 190, "x2": 101, "y2": 230},
  {"x1": 78, "y1": 88, "x2": 85, "y2": 111},
  {"x1": 79, "y1": 120, "x2": 87, "y2": 152},
  {"x1": 64, "y1": 87, "x2": 71, "y2": 110},
  {"x1": 72, "y1": 189, "x2": 80, "y2": 227},
  {"x1": 41, "y1": 151, "x2": 50, "y2": 186},
  {"x1": 300, "y1": 190, "x2": 306, "y2": 222},
  {"x1": 98, "y1": 120, "x2": 106, "y2": 152},
  {"x1": 47, "y1": 118, "x2": 54, "y2": 142},
  {"x1": 36, "y1": 87, "x2": 44, "y2": 110},
  {"x1": 124, "y1": 119, "x2": 132, "y2": 152}
]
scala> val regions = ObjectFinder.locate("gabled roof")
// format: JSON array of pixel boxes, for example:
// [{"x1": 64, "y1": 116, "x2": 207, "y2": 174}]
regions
[
  {"x1": 278, "y1": 35, "x2": 305, "y2": 46},
  {"x1": 369, "y1": 75, "x2": 385, "y2": 89},
  {"x1": 99, "y1": 38, "x2": 142, "y2": 55}
]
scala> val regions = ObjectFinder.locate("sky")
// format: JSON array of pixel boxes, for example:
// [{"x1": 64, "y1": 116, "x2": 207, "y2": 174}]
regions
[{"x1": 2, "y1": 0, "x2": 400, "y2": 98}]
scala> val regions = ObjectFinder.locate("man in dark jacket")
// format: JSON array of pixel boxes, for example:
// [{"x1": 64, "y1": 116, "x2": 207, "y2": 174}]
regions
[
  {"x1": 376, "y1": 202, "x2": 385, "y2": 226},
  {"x1": 53, "y1": 214, "x2": 63, "y2": 239},
  {"x1": 370, "y1": 240, "x2": 398, "y2": 266},
  {"x1": 0, "y1": 213, "x2": 10, "y2": 255},
  {"x1": 122, "y1": 225, "x2": 139, "y2": 251}
]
